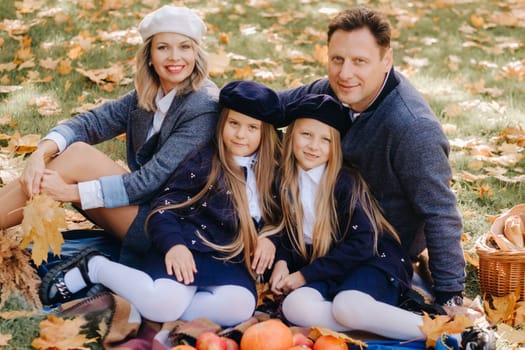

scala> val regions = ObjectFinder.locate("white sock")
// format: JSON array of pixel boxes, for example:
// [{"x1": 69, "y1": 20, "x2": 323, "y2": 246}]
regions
[
  {"x1": 63, "y1": 267, "x2": 87, "y2": 293},
  {"x1": 282, "y1": 287, "x2": 348, "y2": 331}
]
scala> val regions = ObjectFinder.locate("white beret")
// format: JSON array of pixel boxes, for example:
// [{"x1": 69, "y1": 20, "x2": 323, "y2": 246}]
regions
[{"x1": 138, "y1": 6, "x2": 206, "y2": 44}]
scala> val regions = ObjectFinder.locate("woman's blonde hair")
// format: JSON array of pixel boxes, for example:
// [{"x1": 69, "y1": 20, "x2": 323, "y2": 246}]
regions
[
  {"x1": 279, "y1": 120, "x2": 399, "y2": 262},
  {"x1": 135, "y1": 36, "x2": 209, "y2": 111},
  {"x1": 146, "y1": 108, "x2": 281, "y2": 276}
]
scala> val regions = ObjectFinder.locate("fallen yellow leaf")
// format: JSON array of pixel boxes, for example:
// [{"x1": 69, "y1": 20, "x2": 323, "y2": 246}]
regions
[
  {"x1": 20, "y1": 194, "x2": 66, "y2": 266},
  {"x1": 32, "y1": 315, "x2": 96, "y2": 350}
]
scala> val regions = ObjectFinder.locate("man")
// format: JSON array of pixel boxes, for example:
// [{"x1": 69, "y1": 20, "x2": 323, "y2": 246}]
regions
[{"x1": 278, "y1": 7, "x2": 465, "y2": 306}]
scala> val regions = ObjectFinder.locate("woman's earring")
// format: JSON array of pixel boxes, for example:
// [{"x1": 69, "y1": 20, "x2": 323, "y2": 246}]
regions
[{"x1": 148, "y1": 61, "x2": 152, "y2": 66}]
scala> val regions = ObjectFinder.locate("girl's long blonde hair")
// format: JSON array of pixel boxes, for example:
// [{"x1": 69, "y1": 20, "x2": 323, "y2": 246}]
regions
[
  {"x1": 279, "y1": 120, "x2": 399, "y2": 262},
  {"x1": 135, "y1": 36, "x2": 209, "y2": 111},
  {"x1": 146, "y1": 108, "x2": 281, "y2": 275}
]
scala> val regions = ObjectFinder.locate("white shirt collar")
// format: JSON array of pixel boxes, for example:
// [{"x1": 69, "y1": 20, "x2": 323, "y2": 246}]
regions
[
  {"x1": 155, "y1": 88, "x2": 177, "y2": 114},
  {"x1": 148, "y1": 89, "x2": 177, "y2": 140},
  {"x1": 298, "y1": 163, "x2": 326, "y2": 184},
  {"x1": 234, "y1": 153, "x2": 257, "y2": 168}
]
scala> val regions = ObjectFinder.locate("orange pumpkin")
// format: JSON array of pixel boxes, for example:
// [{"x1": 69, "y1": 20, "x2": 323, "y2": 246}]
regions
[
  {"x1": 313, "y1": 335, "x2": 348, "y2": 350},
  {"x1": 171, "y1": 346, "x2": 197, "y2": 350},
  {"x1": 240, "y1": 319, "x2": 294, "y2": 350},
  {"x1": 288, "y1": 346, "x2": 313, "y2": 350}
]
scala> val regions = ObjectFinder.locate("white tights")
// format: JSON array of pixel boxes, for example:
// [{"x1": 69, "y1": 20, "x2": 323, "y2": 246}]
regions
[
  {"x1": 64, "y1": 256, "x2": 256, "y2": 326},
  {"x1": 283, "y1": 287, "x2": 425, "y2": 340}
]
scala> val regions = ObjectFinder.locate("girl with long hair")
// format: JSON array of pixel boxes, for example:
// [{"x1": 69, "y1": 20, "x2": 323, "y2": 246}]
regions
[
  {"x1": 39, "y1": 81, "x2": 284, "y2": 326},
  {"x1": 270, "y1": 94, "x2": 495, "y2": 349}
]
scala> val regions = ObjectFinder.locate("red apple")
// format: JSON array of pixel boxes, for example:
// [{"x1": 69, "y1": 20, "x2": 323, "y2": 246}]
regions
[
  {"x1": 224, "y1": 338, "x2": 239, "y2": 350},
  {"x1": 196, "y1": 332, "x2": 227, "y2": 350},
  {"x1": 292, "y1": 333, "x2": 314, "y2": 349}
]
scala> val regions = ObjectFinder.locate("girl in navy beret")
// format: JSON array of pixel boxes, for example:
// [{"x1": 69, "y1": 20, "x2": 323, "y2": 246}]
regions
[
  {"x1": 270, "y1": 94, "x2": 421, "y2": 339},
  {"x1": 39, "y1": 81, "x2": 283, "y2": 326},
  {"x1": 271, "y1": 95, "x2": 495, "y2": 347},
  {"x1": 271, "y1": 94, "x2": 494, "y2": 349}
]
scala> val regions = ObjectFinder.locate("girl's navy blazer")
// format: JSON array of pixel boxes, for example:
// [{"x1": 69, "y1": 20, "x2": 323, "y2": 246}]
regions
[
  {"x1": 276, "y1": 167, "x2": 414, "y2": 291},
  {"x1": 147, "y1": 144, "x2": 240, "y2": 257}
]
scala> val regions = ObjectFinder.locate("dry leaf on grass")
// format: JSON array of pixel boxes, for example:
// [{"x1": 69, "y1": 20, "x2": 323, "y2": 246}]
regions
[
  {"x1": 32, "y1": 315, "x2": 96, "y2": 350},
  {"x1": 0, "y1": 234, "x2": 42, "y2": 308},
  {"x1": 484, "y1": 293, "x2": 518, "y2": 326},
  {"x1": 0, "y1": 332, "x2": 12, "y2": 346},
  {"x1": 513, "y1": 301, "x2": 525, "y2": 327},
  {"x1": 20, "y1": 194, "x2": 66, "y2": 266},
  {"x1": 0, "y1": 309, "x2": 38, "y2": 319},
  {"x1": 419, "y1": 312, "x2": 474, "y2": 348},
  {"x1": 497, "y1": 324, "x2": 525, "y2": 345}
]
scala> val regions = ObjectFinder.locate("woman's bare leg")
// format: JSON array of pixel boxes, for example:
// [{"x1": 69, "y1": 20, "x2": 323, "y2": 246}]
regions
[
  {"x1": 0, "y1": 142, "x2": 138, "y2": 240},
  {"x1": 0, "y1": 180, "x2": 28, "y2": 228}
]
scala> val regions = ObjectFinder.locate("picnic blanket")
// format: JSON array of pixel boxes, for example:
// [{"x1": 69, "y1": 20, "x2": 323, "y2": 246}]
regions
[
  {"x1": 41, "y1": 230, "x2": 452, "y2": 349},
  {"x1": 56, "y1": 291, "x2": 276, "y2": 349},
  {"x1": 54, "y1": 291, "x2": 436, "y2": 349}
]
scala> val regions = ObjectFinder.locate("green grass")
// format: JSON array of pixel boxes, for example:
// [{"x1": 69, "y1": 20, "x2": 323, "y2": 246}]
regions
[{"x1": 1, "y1": 0, "x2": 525, "y2": 348}]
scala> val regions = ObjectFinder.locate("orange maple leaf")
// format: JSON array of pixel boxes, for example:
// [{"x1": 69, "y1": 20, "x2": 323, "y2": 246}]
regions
[
  {"x1": 57, "y1": 59, "x2": 72, "y2": 75},
  {"x1": 513, "y1": 301, "x2": 525, "y2": 327},
  {"x1": 419, "y1": 312, "x2": 474, "y2": 348},
  {"x1": 6, "y1": 131, "x2": 41, "y2": 154},
  {"x1": 484, "y1": 293, "x2": 518, "y2": 325},
  {"x1": 20, "y1": 194, "x2": 66, "y2": 266},
  {"x1": 32, "y1": 315, "x2": 96, "y2": 350}
]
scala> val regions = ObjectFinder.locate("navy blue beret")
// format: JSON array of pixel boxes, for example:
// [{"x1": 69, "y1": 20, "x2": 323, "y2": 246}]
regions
[
  {"x1": 285, "y1": 94, "x2": 351, "y2": 134},
  {"x1": 219, "y1": 81, "x2": 286, "y2": 128}
]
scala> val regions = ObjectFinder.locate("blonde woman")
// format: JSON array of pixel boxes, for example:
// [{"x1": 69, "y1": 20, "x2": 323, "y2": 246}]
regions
[
  {"x1": 40, "y1": 81, "x2": 284, "y2": 327},
  {"x1": 0, "y1": 6, "x2": 219, "y2": 267}
]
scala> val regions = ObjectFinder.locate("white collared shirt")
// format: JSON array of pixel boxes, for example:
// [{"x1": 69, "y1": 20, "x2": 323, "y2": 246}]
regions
[
  {"x1": 234, "y1": 153, "x2": 261, "y2": 222},
  {"x1": 75, "y1": 88, "x2": 176, "y2": 210},
  {"x1": 147, "y1": 88, "x2": 177, "y2": 139},
  {"x1": 298, "y1": 163, "x2": 326, "y2": 243}
]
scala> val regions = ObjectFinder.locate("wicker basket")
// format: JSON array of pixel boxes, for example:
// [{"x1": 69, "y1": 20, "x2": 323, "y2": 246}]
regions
[{"x1": 475, "y1": 204, "x2": 525, "y2": 301}]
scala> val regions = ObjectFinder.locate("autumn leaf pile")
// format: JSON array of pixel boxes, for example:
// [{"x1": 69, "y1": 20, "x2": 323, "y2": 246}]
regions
[{"x1": 0, "y1": 233, "x2": 41, "y2": 309}]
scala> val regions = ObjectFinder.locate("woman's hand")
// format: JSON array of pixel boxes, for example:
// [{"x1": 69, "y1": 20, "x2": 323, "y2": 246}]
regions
[
  {"x1": 20, "y1": 151, "x2": 47, "y2": 197},
  {"x1": 40, "y1": 169, "x2": 79, "y2": 202},
  {"x1": 19, "y1": 140, "x2": 58, "y2": 197},
  {"x1": 165, "y1": 244, "x2": 197, "y2": 285},
  {"x1": 252, "y1": 237, "x2": 276, "y2": 275}
]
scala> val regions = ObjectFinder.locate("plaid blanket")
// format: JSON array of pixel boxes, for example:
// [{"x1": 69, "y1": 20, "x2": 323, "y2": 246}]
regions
[
  {"x1": 57, "y1": 291, "x2": 437, "y2": 349},
  {"x1": 57, "y1": 292, "x2": 280, "y2": 349}
]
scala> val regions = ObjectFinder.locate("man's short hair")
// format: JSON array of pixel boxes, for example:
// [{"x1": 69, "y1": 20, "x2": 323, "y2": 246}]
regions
[{"x1": 327, "y1": 7, "x2": 391, "y2": 50}]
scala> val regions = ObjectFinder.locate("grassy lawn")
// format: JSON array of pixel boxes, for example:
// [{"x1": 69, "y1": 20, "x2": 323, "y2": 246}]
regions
[{"x1": 1, "y1": 0, "x2": 524, "y2": 348}]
